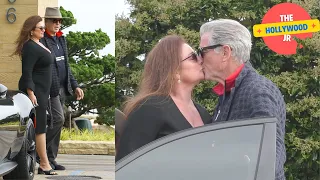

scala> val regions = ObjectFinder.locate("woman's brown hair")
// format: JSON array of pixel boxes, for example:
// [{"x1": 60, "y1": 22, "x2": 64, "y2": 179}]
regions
[
  {"x1": 123, "y1": 35, "x2": 186, "y2": 116},
  {"x1": 12, "y1": 15, "x2": 42, "y2": 56}
]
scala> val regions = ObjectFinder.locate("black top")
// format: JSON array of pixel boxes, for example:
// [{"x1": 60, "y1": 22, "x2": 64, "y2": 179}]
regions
[
  {"x1": 116, "y1": 95, "x2": 211, "y2": 161},
  {"x1": 18, "y1": 40, "x2": 53, "y2": 95}
]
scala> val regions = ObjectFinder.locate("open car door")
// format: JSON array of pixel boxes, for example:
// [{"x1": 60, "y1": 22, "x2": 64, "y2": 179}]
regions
[{"x1": 116, "y1": 117, "x2": 277, "y2": 180}]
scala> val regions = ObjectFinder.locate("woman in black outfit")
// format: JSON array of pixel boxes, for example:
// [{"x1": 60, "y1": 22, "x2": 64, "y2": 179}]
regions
[
  {"x1": 13, "y1": 15, "x2": 57, "y2": 175},
  {"x1": 116, "y1": 35, "x2": 211, "y2": 161}
]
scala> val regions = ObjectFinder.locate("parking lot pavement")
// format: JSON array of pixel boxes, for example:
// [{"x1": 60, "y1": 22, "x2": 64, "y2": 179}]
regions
[
  {"x1": 1, "y1": 154, "x2": 115, "y2": 180},
  {"x1": 35, "y1": 154, "x2": 114, "y2": 180}
]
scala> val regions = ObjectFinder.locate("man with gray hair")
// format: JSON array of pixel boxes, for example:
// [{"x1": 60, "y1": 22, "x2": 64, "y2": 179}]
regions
[{"x1": 198, "y1": 19, "x2": 286, "y2": 180}]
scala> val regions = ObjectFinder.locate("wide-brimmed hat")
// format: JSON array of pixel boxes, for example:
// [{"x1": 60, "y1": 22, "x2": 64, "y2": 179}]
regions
[{"x1": 43, "y1": 7, "x2": 66, "y2": 19}]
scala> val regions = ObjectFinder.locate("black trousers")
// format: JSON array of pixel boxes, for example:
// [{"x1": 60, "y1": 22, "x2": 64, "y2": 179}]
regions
[{"x1": 46, "y1": 88, "x2": 66, "y2": 163}]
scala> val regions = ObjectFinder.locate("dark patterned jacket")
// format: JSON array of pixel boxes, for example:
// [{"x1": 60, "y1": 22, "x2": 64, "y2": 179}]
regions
[
  {"x1": 212, "y1": 63, "x2": 286, "y2": 180},
  {"x1": 40, "y1": 32, "x2": 79, "y2": 98}
]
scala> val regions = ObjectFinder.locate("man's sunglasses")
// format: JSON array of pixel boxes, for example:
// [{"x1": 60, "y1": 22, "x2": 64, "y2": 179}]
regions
[
  {"x1": 48, "y1": 18, "x2": 62, "y2": 24},
  {"x1": 35, "y1": 26, "x2": 46, "y2": 31},
  {"x1": 197, "y1": 44, "x2": 223, "y2": 58}
]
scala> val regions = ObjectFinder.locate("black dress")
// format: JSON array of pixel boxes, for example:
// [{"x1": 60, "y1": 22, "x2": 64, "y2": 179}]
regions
[
  {"x1": 116, "y1": 95, "x2": 212, "y2": 161},
  {"x1": 18, "y1": 40, "x2": 54, "y2": 134}
]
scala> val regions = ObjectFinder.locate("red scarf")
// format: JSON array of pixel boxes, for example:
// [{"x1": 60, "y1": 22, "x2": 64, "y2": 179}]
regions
[
  {"x1": 212, "y1": 64, "x2": 244, "y2": 96},
  {"x1": 45, "y1": 30, "x2": 63, "y2": 38}
]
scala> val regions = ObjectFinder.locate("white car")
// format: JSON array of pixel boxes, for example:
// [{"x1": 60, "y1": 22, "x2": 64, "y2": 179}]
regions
[{"x1": 0, "y1": 84, "x2": 36, "y2": 180}]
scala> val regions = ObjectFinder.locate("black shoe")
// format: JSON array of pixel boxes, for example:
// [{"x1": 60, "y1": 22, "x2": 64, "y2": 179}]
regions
[
  {"x1": 38, "y1": 167, "x2": 58, "y2": 175},
  {"x1": 51, "y1": 161, "x2": 66, "y2": 170}
]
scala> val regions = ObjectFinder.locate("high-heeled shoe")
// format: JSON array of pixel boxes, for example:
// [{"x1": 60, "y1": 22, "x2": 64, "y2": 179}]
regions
[{"x1": 38, "y1": 167, "x2": 58, "y2": 175}]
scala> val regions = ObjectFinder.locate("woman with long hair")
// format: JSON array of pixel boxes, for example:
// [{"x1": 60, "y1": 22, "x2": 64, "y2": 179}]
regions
[
  {"x1": 14, "y1": 15, "x2": 57, "y2": 175},
  {"x1": 116, "y1": 35, "x2": 211, "y2": 161}
]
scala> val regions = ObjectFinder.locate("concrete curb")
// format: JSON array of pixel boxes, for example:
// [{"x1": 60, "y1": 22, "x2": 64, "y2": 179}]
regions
[{"x1": 58, "y1": 140, "x2": 115, "y2": 156}]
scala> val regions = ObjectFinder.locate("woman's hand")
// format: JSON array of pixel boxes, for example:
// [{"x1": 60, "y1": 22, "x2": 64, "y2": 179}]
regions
[
  {"x1": 29, "y1": 94, "x2": 38, "y2": 106},
  {"x1": 27, "y1": 88, "x2": 38, "y2": 106}
]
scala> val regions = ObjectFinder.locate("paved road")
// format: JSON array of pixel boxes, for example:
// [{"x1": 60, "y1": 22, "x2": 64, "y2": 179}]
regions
[
  {"x1": 1, "y1": 154, "x2": 115, "y2": 180},
  {"x1": 35, "y1": 154, "x2": 115, "y2": 180}
]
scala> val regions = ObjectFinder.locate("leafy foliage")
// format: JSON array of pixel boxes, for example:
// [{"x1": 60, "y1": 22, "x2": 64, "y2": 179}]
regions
[
  {"x1": 60, "y1": 7, "x2": 115, "y2": 125},
  {"x1": 61, "y1": 128, "x2": 114, "y2": 141},
  {"x1": 59, "y1": 6, "x2": 77, "y2": 30},
  {"x1": 116, "y1": 0, "x2": 320, "y2": 179}
]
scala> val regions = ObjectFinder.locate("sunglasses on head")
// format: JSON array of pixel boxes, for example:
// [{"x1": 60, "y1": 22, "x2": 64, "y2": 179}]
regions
[
  {"x1": 49, "y1": 18, "x2": 62, "y2": 24},
  {"x1": 181, "y1": 51, "x2": 198, "y2": 62},
  {"x1": 35, "y1": 26, "x2": 46, "y2": 31},
  {"x1": 197, "y1": 44, "x2": 223, "y2": 58}
]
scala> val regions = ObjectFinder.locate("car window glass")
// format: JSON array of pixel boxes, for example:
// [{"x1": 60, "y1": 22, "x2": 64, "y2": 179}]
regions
[{"x1": 116, "y1": 124, "x2": 264, "y2": 180}]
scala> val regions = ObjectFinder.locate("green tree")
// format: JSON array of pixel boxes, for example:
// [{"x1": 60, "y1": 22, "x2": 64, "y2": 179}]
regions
[
  {"x1": 60, "y1": 7, "x2": 115, "y2": 125},
  {"x1": 116, "y1": 0, "x2": 319, "y2": 179}
]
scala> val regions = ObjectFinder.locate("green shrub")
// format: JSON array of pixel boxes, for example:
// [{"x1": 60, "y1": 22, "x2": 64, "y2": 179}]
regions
[{"x1": 60, "y1": 128, "x2": 115, "y2": 141}]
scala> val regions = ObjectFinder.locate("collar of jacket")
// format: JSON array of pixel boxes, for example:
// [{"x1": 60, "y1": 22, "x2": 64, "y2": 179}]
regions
[
  {"x1": 45, "y1": 30, "x2": 63, "y2": 38},
  {"x1": 213, "y1": 61, "x2": 254, "y2": 96},
  {"x1": 213, "y1": 63, "x2": 245, "y2": 96}
]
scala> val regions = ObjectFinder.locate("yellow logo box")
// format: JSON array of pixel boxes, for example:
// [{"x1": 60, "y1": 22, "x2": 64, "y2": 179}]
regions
[{"x1": 253, "y1": 19, "x2": 320, "y2": 37}]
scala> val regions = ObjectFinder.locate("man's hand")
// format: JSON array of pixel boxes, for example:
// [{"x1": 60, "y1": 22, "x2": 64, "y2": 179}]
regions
[{"x1": 75, "y1": 87, "x2": 84, "y2": 100}]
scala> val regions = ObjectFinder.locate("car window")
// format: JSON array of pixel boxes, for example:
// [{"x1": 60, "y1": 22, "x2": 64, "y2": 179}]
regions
[
  {"x1": 116, "y1": 124, "x2": 264, "y2": 180},
  {"x1": 0, "y1": 99, "x2": 13, "y2": 105}
]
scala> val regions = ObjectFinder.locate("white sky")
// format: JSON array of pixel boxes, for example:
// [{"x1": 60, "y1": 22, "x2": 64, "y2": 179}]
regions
[
  {"x1": 115, "y1": 0, "x2": 131, "y2": 17},
  {"x1": 58, "y1": 0, "x2": 130, "y2": 56}
]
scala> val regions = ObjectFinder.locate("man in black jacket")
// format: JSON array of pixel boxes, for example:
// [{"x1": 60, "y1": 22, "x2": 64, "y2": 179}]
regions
[
  {"x1": 40, "y1": 7, "x2": 84, "y2": 170},
  {"x1": 198, "y1": 19, "x2": 286, "y2": 180}
]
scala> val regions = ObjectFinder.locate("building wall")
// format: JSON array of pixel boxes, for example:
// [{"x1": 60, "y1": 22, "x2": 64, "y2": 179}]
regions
[
  {"x1": 38, "y1": 0, "x2": 58, "y2": 18},
  {"x1": 0, "y1": 0, "x2": 58, "y2": 90}
]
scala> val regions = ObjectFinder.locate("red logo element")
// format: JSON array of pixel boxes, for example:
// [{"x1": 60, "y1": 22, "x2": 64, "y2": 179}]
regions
[
  {"x1": 257, "y1": 29, "x2": 261, "y2": 33},
  {"x1": 261, "y1": 3, "x2": 312, "y2": 55}
]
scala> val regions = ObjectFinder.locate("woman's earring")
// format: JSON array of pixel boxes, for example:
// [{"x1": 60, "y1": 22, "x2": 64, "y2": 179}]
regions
[{"x1": 177, "y1": 74, "x2": 181, "y2": 83}]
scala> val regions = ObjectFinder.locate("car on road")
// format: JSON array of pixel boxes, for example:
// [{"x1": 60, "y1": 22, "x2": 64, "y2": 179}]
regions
[
  {"x1": 0, "y1": 84, "x2": 36, "y2": 180},
  {"x1": 116, "y1": 115, "x2": 277, "y2": 180}
]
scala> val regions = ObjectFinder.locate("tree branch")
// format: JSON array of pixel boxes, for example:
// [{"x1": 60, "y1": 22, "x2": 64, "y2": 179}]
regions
[
  {"x1": 105, "y1": 74, "x2": 115, "y2": 82},
  {"x1": 68, "y1": 47, "x2": 81, "y2": 57},
  {"x1": 80, "y1": 79, "x2": 103, "y2": 88},
  {"x1": 79, "y1": 74, "x2": 114, "y2": 88},
  {"x1": 69, "y1": 50, "x2": 81, "y2": 58},
  {"x1": 88, "y1": 110, "x2": 98, "y2": 114},
  {"x1": 85, "y1": 50, "x2": 95, "y2": 56},
  {"x1": 71, "y1": 108, "x2": 90, "y2": 118}
]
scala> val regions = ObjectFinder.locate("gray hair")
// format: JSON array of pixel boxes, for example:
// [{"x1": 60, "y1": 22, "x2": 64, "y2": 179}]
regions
[{"x1": 200, "y1": 19, "x2": 252, "y2": 63}]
